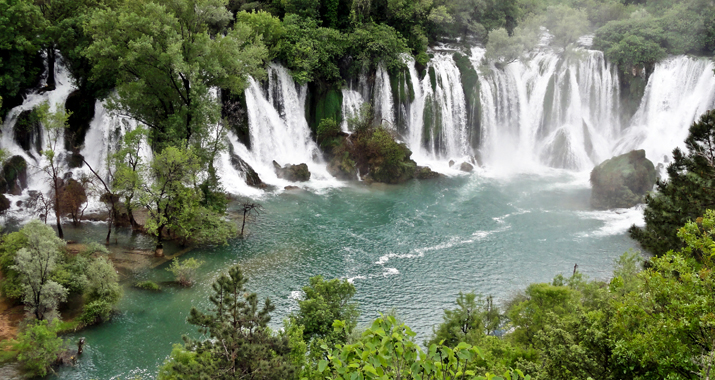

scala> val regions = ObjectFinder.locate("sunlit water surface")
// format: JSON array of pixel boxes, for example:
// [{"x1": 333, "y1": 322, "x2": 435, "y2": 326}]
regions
[{"x1": 53, "y1": 172, "x2": 641, "y2": 379}]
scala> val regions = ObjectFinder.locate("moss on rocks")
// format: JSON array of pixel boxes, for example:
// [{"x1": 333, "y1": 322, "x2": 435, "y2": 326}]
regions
[
  {"x1": 1, "y1": 156, "x2": 28, "y2": 195},
  {"x1": 590, "y1": 149, "x2": 656, "y2": 209},
  {"x1": 273, "y1": 161, "x2": 311, "y2": 182}
]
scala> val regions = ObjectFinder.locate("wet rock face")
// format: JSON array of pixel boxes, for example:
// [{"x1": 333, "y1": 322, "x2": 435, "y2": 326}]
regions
[
  {"x1": 273, "y1": 161, "x2": 311, "y2": 182},
  {"x1": 229, "y1": 151, "x2": 264, "y2": 188},
  {"x1": 0, "y1": 156, "x2": 28, "y2": 195},
  {"x1": 13, "y1": 109, "x2": 42, "y2": 153},
  {"x1": 459, "y1": 162, "x2": 474, "y2": 172},
  {"x1": 590, "y1": 149, "x2": 657, "y2": 209}
]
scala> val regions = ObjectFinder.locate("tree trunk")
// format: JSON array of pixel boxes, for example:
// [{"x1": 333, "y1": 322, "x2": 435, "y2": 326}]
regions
[
  {"x1": 54, "y1": 177, "x2": 64, "y2": 240},
  {"x1": 241, "y1": 210, "x2": 247, "y2": 236},
  {"x1": 155, "y1": 225, "x2": 165, "y2": 257}
]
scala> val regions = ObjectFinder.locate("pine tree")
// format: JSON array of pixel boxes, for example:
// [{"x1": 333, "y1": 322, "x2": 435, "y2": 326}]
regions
[
  {"x1": 629, "y1": 109, "x2": 715, "y2": 256},
  {"x1": 158, "y1": 265, "x2": 297, "y2": 380}
]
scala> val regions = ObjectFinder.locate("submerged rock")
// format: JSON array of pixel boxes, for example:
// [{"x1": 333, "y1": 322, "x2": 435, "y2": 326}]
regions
[
  {"x1": 0, "y1": 156, "x2": 28, "y2": 195},
  {"x1": 273, "y1": 161, "x2": 311, "y2": 182},
  {"x1": 590, "y1": 149, "x2": 656, "y2": 209},
  {"x1": 459, "y1": 162, "x2": 474, "y2": 172}
]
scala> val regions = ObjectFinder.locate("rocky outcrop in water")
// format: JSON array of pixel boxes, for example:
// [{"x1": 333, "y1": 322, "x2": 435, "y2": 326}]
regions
[
  {"x1": 0, "y1": 156, "x2": 28, "y2": 195},
  {"x1": 460, "y1": 162, "x2": 474, "y2": 172},
  {"x1": 273, "y1": 161, "x2": 311, "y2": 182},
  {"x1": 228, "y1": 150, "x2": 264, "y2": 188},
  {"x1": 415, "y1": 166, "x2": 441, "y2": 180},
  {"x1": 590, "y1": 149, "x2": 656, "y2": 209}
]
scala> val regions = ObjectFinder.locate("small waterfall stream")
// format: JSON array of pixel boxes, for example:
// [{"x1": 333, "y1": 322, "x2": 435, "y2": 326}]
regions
[{"x1": 614, "y1": 56, "x2": 715, "y2": 164}]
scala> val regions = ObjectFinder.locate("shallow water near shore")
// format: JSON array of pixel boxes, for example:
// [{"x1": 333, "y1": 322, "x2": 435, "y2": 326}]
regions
[{"x1": 52, "y1": 171, "x2": 640, "y2": 380}]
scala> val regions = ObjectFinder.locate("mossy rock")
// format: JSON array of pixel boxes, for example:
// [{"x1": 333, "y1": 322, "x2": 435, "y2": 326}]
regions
[
  {"x1": 590, "y1": 149, "x2": 656, "y2": 209},
  {"x1": 64, "y1": 90, "x2": 96, "y2": 151},
  {"x1": 415, "y1": 166, "x2": 442, "y2": 180},
  {"x1": 453, "y1": 52, "x2": 481, "y2": 150},
  {"x1": 273, "y1": 161, "x2": 311, "y2": 182},
  {"x1": 1, "y1": 156, "x2": 28, "y2": 195},
  {"x1": 67, "y1": 152, "x2": 85, "y2": 169},
  {"x1": 134, "y1": 281, "x2": 161, "y2": 291},
  {"x1": 307, "y1": 86, "x2": 343, "y2": 135},
  {"x1": 13, "y1": 109, "x2": 42, "y2": 153},
  {"x1": 0, "y1": 194, "x2": 10, "y2": 214}
]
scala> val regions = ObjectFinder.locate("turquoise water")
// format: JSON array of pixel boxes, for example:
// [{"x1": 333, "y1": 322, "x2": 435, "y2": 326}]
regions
[{"x1": 53, "y1": 172, "x2": 640, "y2": 379}]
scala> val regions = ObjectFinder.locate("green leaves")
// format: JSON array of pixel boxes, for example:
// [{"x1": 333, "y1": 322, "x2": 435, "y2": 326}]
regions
[{"x1": 318, "y1": 315, "x2": 521, "y2": 380}]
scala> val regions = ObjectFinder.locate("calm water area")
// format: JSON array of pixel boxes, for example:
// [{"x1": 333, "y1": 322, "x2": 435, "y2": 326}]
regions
[{"x1": 52, "y1": 171, "x2": 640, "y2": 379}]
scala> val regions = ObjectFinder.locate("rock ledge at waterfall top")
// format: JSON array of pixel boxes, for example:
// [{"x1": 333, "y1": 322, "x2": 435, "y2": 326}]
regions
[{"x1": 590, "y1": 150, "x2": 656, "y2": 210}]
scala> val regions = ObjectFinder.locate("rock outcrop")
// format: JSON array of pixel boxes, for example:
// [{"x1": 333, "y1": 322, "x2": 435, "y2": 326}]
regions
[
  {"x1": 228, "y1": 150, "x2": 264, "y2": 188},
  {"x1": 0, "y1": 156, "x2": 28, "y2": 195},
  {"x1": 415, "y1": 166, "x2": 442, "y2": 180},
  {"x1": 590, "y1": 149, "x2": 656, "y2": 209},
  {"x1": 273, "y1": 161, "x2": 311, "y2": 182}
]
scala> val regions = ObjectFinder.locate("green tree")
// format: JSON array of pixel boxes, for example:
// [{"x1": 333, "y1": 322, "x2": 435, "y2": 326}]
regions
[
  {"x1": 166, "y1": 257, "x2": 204, "y2": 286},
  {"x1": 427, "y1": 292, "x2": 501, "y2": 348},
  {"x1": 15, "y1": 319, "x2": 65, "y2": 377},
  {"x1": 0, "y1": 0, "x2": 44, "y2": 116},
  {"x1": 111, "y1": 126, "x2": 147, "y2": 229},
  {"x1": 11, "y1": 220, "x2": 67, "y2": 320},
  {"x1": 84, "y1": 0, "x2": 268, "y2": 152},
  {"x1": 293, "y1": 275, "x2": 359, "y2": 346},
  {"x1": 157, "y1": 265, "x2": 297, "y2": 380},
  {"x1": 614, "y1": 211, "x2": 715, "y2": 379},
  {"x1": 37, "y1": 100, "x2": 70, "y2": 239},
  {"x1": 542, "y1": 5, "x2": 590, "y2": 50},
  {"x1": 629, "y1": 109, "x2": 715, "y2": 256},
  {"x1": 318, "y1": 315, "x2": 529, "y2": 380},
  {"x1": 0, "y1": 231, "x2": 29, "y2": 301}
]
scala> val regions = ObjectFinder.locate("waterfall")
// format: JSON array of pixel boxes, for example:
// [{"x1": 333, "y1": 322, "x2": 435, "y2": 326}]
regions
[
  {"x1": 341, "y1": 87, "x2": 364, "y2": 132},
  {"x1": 222, "y1": 63, "x2": 339, "y2": 192},
  {"x1": 374, "y1": 64, "x2": 395, "y2": 128},
  {"x1": 615, "y1": 56, "x2": 715, "y2": 165},
  {"x1": 477, "y1": 49, "x2": 620, "y2": 172},
  {"x1": 402, "y1": 53, "x2": 469, "y2": 163},
  {"x1": 0, "y1": 56, "x2": 76, "y2": 198}
]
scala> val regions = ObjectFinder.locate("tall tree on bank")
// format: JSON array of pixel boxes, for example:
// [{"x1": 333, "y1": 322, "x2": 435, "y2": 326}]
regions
[
  {"x1": 629, "y1": 109, "x2": 715, "y2": 256},
  {"x1": 157, "y1": 265, "x2": 296, "y2": 380},
  {"x1": 83, "y1": 0, "x2": 268, "y2": 153},
  {"x1": 37, "y1": 101, "x2": 70, "y2": 240}
]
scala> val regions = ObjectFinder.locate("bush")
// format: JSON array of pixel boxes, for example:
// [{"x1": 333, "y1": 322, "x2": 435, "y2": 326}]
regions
[
  {"x1": 78, "y1": 299, "x2": 113, "y2": 326},
  {"x1": 166, "y1": 258, "x2": 204, "y2": 287},
  {"x1": 134, "y1": 281, "x2": 161, "y2": 291},
  {"x1": 86, "y1": 256, "x2": 122, "y2": 304},
  {"x1": 15, "y1": 320, "x2": 65, "y2": 378},
  {"x1": 316, "y1": 118, "x2": 341, "y2": 149},
  {"x1": 83, "y1": 240, "x2": 109, "y2": 255}
]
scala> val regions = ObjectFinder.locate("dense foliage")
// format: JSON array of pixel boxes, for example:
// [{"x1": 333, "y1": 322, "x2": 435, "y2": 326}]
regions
[{"x1": 630, "y1": 109, "x2": 715, "y2": 256}]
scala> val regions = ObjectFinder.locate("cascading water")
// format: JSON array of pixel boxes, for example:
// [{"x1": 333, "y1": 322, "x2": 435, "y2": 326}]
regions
[
  {"x1": 614, "y1": 56, "x2": 715, "y2": 164},
  {"x1": 373, "y1": 64, "x2": 395, "y2": 128},
  {"x1": 341, "y1": 87, "x2": 364, "y2": 132},
  {"x1": 402, "y1": 53, "x2": 470, "y2": 163},
  {"x1": 476, "y1": 48, "x2": 620, "y2": 172},
  {"x1": 220, "y1": 63, "x2": 340, "y2": 192}
]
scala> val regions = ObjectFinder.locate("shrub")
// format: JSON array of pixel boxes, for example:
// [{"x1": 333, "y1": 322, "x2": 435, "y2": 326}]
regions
[
  {"x1": 166, "y1": 258, "x2": 204, "y2": 287},
  {"x1": 316, "y1": 118, "x2": 341, "y2": 149},
  {"x1": 78, "y1": 299, "x2": 114, "y2": 326},
  {"x1": 15, "y1": 320, "x2": 65, "y2": 377},
  {"x1": 134, "y1": 281, "x2": 161, "y2": 291}
]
